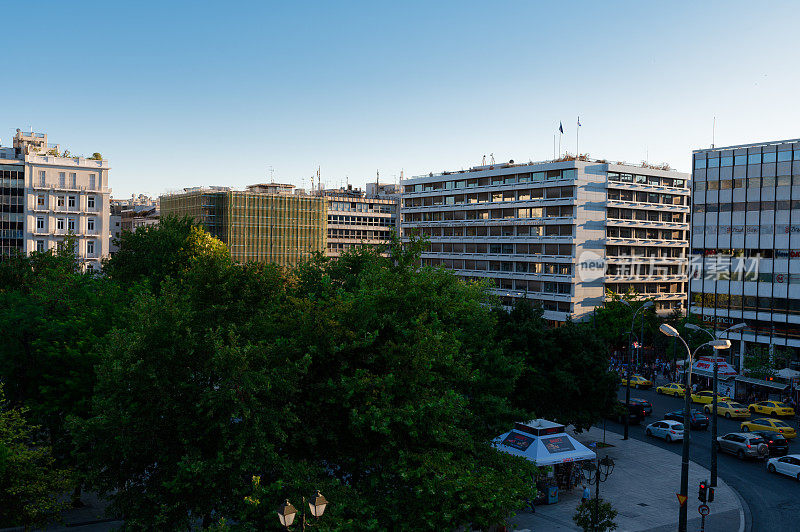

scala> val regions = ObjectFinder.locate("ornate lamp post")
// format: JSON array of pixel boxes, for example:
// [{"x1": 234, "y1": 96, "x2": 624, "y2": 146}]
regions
[
  {"x1": 685, "y1": 322, "x2": 745, "y2": 488},
  {"x1": 659, "y1": 324, "x2": 730, "y2": 532},
  {"x1": 620, "y1": 300, "x2": 653, "y2": 440},
  {"x1": 581, "y1": 455, "x2": 615, "y2": 532},
  {"x1": 277, "y1": 491, "x2": 329, "y2": 531}
]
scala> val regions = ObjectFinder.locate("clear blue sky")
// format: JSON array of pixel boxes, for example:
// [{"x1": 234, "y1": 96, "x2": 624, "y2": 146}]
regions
[{"x1": 3, "y1": 1, "x2": 799, "y2": 197}]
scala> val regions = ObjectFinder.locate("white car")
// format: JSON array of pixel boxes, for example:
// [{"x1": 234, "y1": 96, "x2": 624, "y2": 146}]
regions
[
  {"x1": 645, "y1": 419, "x2": 685, "y2": 442},
  {"x1": 767, "y1": 454, "x2": 800, "y2": 481}
]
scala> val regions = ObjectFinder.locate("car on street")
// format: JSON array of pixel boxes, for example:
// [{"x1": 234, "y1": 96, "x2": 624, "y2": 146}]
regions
[
  {"x1": 629, "y1": 398, "x2": 653, "y2": 416},
  {"x1": 748, "y1": 401, "x2": 796, "y2": 417},
  {"x1": 645, "y1": 420, "x2": 685, "y2": 442},
  {"x1": 664, "y1": 409, "x2": 709, "y2": 430},
  {"x1": 703, "y1": 401, "x2": 750, "y2": 419},
  {"x1": 620, "y1": 375, "x2": 653, "y2": 389},
  {"x1": 752, "y1": 431, "x2": 790, "y2": 457},
  {"x1": 656, "y1": 382, "x2": 686, "y2": 397},
  {"x1": 605, "y1": 400, "x2": 646, "y2": 425},
  {"x1": 716, "y1": 432, "x2": 769, "y2": 460},
  {"x1": 691, "y1": 390, "x2": 732, "y2": 404},
  {"x1": 741, "y1": 418, "x2": 797, "y2": 439},
  {"x1": 767, "y1": 454, "x2": 800, "y2": 480}
]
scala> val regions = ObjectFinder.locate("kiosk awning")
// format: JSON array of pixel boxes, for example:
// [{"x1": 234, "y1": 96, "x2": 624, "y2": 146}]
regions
[
  {"x1": 734, "y1": 376, "x2": 789, "y2": 391},
  {"x1": 493, "y1": 420, "x2": 596, "y2": 466}
]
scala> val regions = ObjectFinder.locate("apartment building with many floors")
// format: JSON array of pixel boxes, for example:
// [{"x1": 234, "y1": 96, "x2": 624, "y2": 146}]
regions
[
  {"x1": 318, "y1": 184, "x2": 399, "y2": 257},
  {"x1": 691, "y1": 139, "x2": 800, "y2": 369},
  {"x1": 401, "y1": 158, "x2": 690, "y2": 324},
  {"x1": 0, "y1": 129, "x2": 110, "y2": 270}
]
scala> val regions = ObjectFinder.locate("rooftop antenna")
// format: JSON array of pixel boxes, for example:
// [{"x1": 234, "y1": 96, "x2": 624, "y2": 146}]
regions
[
  {"x1": 267, "y1": 166, "x2": 274, "y2": 182},
  {"x1": 712, "y1": 116, "x2": 716, "y2": 148},
  {"x1": 376, "y1": 169, "x2": 380, "y2": 192}
]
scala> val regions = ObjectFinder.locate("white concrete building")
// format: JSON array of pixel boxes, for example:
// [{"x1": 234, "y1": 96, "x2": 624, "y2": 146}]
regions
[
  {"x1": 0, "y1": 129, "x2": 110, "y2": 270},
  {"x1": 401, "y1": 158, "x2": 689, "y2": 324},
  {"x1": 690, "y1": 139, "x2": 800, "y2": 368},
  {"x1": 318, "y1": 185, "x2": 399, "y2": 257}
]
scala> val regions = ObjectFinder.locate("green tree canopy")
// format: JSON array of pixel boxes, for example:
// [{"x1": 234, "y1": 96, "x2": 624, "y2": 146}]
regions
[{"x1": 103, "y1": 216, "x2": 229, "y2": 289}]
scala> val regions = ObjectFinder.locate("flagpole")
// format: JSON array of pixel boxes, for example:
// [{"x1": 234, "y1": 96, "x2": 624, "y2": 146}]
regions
[
  {"x1": 553, "y1": 135, "x2": 556, "y2": 159},
  {"x1": 558, "y1": 133, "x2": 561, "y2": 159},
  {"x1": 576, "y1": 117, "x2": 580, "y2": 159}
]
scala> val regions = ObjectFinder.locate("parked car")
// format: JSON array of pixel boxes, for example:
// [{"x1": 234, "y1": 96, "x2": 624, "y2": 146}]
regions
[
  {"x1": 767, "y1": 454, "x2": 800, "y2": 480},
  {"x1": 752, "y1": 431, "x2": 790, "y2": 457},
  {"x1": 620, "y1": 375, "x2": 653, "y2": 389},
  {"x1": 605, "y1": 400, "x2": 646, "y2": 425},
  {"x1": 741, "y1": 418, "x2": 798, "y2": 439},
  {"x1": 664, "y1": 409, "x2": 709, "y2": 430},
  {"x1": 645, "y1": 420, "x2": 684, "y2": 442},
  {"x1": 629, "y1": 398, "x2": 653, "y2": 416},
  {"x1": 703, "y1": 401, "x2": 750, "y2": 419},
  {"x1": 748, "y1": 401, "x2": 796, "y2": 417},
  {"x1": 691, "y1": 390, "x2": 732, "y2": 404},
  {"x1": 716, "y1": 432, "x2": 769, "y2": 461},
  {"x1": 656, "y1": 383, "x2": 685, "y2": 397}
]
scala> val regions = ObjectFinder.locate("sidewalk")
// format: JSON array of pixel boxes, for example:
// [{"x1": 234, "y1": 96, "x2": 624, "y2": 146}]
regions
[{"x1": 508, "y1": 427, "x2": 746, "y2": 532}]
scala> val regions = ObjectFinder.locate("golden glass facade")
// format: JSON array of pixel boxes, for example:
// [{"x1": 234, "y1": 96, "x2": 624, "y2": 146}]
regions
[{"x1": 160, "y1": 190, "x2": 326, "y2": 267}]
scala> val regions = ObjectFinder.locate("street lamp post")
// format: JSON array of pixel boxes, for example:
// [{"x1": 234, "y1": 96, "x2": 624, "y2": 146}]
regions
[
  {"x1": 685, "y1": 322, "x2": 745, "y2": 488},
  {"x1": 621, "y1": 300, "x2": 653, "y2": 440},
  {"x1": 659, "y1": 323, "x2": 730, "y2": 532},
  {"x1": 581, "y1": 455, "x2": 615, "y2": 532},
  {"x1": 277, "y1": 491, "x2": 329, "y2": 531}
]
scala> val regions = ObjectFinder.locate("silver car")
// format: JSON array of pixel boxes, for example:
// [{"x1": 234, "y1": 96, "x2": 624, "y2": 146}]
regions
[{"x1": 716, "y1": 432, "x2": 769, "y2": 460}]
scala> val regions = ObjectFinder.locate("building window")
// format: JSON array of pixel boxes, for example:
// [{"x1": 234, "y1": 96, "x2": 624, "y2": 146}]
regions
[
  {"x1": 39, "y1": 171, "x2": 46, "y2": 186},
  {"x1": 36, "y1": 240, "x2": 45, "y2": 252},
  {"x1": 89, "y1": 174, "x2": 96, "y2": 189},
  {"x1": 57, "y1": 218, "x2": 65, "y2": 231},
  {"x1": 87, "y1": 218, "x2": 95, "y2": 232},
  {"x1": 57, "y1": 195, "x2": 65, "y2": 207},
  {"x1": 37, "y1": 194, "x2": 45, "y2": 206},
  {"x1": 68, "y1": 218, "x2": 75, "y2": 231},
  {"x1": 87, "y1": 196, "x2": 96, "y2": 209},
  {"x1": 59, "y1": 172, "x2": 66, "y2": 187},
  {"x1": 87, "y1": 240, "x2": 95, "y2": 255},
  {"x1": 70, "y1": 173, "x2": 76, "y2": 188},
  {"x1": 36, "y1": 217, "x2": 45, "y2": 231},
  {"x1": 68, "y1": 195, "x2": 75, "y2": 208}
]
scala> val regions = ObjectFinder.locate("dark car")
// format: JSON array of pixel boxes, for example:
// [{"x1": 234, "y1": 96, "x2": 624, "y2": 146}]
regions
[
  {"x1": 664, "y1": 409, "x2": 709, "y2": 430},
  {"x1": 630, "y1": 398, "x2": 653, "y2": 416},
  {"x1": 605, "y1": 400, "x2": 646, "y2": 425},
  {"x1": 753, "y1": 431, "x2": 790, "y2": 457}
]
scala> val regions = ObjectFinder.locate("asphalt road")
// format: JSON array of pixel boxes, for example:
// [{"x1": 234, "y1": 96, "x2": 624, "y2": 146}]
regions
[{"x1": 605, "y1": 385, "x2": 800, "y2": 531}]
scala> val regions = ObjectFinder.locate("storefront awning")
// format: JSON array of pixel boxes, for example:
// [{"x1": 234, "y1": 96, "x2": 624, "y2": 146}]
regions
[
  {"x1": 692, "y1": 357, "x2": 737, "y2": 379},
  {"x1": 734, "y1": 376, "x2": 789, "y2": 391},
  {"x1": 493, "y1": 420, "x2": 596, "y2": 467}
]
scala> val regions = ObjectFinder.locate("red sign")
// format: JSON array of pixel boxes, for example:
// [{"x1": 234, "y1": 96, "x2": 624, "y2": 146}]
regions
[
  {"x1": 699, "y1": 504, "x2": 710, "y2": 516},
  {"x1": 677, "y1": 494, "x2": 687, "y2": 506}
]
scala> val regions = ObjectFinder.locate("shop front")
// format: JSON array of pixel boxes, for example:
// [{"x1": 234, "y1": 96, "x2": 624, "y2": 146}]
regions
[
  {"x1": 734, "y1": 376, "x2": 790, "y2": 402},
  {"x1": 494, "y1": 419, "x2": 596, "y2": 505}
]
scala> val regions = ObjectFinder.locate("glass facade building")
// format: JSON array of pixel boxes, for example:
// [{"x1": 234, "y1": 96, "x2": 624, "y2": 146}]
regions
[
  {"x1": 160, "y1": 188, "x2": 326, "y2": 267},
  {"x1": 691, "y1": 139, "x2": 800, "y2": 369},
  {"x1": 0, "y1": 163, "x2": 24, "y2": 256}
]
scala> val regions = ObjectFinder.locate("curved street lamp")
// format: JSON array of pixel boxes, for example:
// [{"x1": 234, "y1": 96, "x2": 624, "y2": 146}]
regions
[
  {"x1": 685, "y1": 322, "x2": 745, "y2": 488},
  {"x1": 659, "y1": 323, "x2": 730, "y2": 532},
  {"x1": 278, "y1": 491, "x2": 329, "y2": 530},
  {"x1": 620, "y1": 300, "x2": 653, "y2": 440}
]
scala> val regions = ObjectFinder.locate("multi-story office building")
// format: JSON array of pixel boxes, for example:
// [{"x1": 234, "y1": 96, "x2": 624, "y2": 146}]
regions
[
  {"x1": 401, "y1": 159, "x2": 690, "y2": 324},
  {"x1": 0, "y1": 130, "x2": 110, "y2": 269},
  {"x1": 160, "y1": 183, "x2": 326, "y2": 267},
  {"x1": 690, "y1": 139, "x2": 800, "y2": 367},
  {"x1": 320, "y1": 184, "x2": 399, "y2": 257}
]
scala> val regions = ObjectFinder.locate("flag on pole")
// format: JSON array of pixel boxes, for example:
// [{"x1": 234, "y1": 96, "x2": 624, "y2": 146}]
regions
[
  {"x1": 577, "y1": 116, "x2": 582, "y2": 127},
  {"x1": 559, "y1": 122, "x2": 564, "y2": 134}
]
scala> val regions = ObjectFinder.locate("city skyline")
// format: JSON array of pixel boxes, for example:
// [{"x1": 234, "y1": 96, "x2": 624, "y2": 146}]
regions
[{"x1": 2, "y1": 1, "x2": 800, "y2": 198}]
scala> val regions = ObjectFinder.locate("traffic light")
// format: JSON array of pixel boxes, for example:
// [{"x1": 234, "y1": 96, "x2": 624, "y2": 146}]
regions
[
  {"x1": 708, "y1": 486, "x2": 714, "y2": 503},
  {"x1": 698, "y1": 481, "x2": 707, "y2": 502}
]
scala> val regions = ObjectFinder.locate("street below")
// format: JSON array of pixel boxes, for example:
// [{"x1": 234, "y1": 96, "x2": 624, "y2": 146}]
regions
[{"x1": 611, "y1": 385, "x2": 800, "y2": 530}]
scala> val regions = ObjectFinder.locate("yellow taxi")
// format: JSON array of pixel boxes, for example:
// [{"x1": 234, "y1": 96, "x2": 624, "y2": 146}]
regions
[
  {"x1": 741, "y1": 418, "x2": 797, "y2": 439},
  {"x1": 656, "y1": 383, "x2": 686, "y2": 397},
  {"x1": 703, "y1": 400, "x2": 750, "y2": 419},
  {"x1": 620, "y1": 375, "x2": 653, "y2": 389},
  {"x1": 748, "y1": 401, "x2": 796, "y2": 417},
  {"x1": 691, "y1": 390, "x2": 732, "y2": 404}
]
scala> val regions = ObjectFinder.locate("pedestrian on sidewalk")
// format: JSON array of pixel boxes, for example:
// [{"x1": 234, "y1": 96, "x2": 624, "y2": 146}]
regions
[{"x1": 582, "y1": 486, "x2": 590, "y2": 505}]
